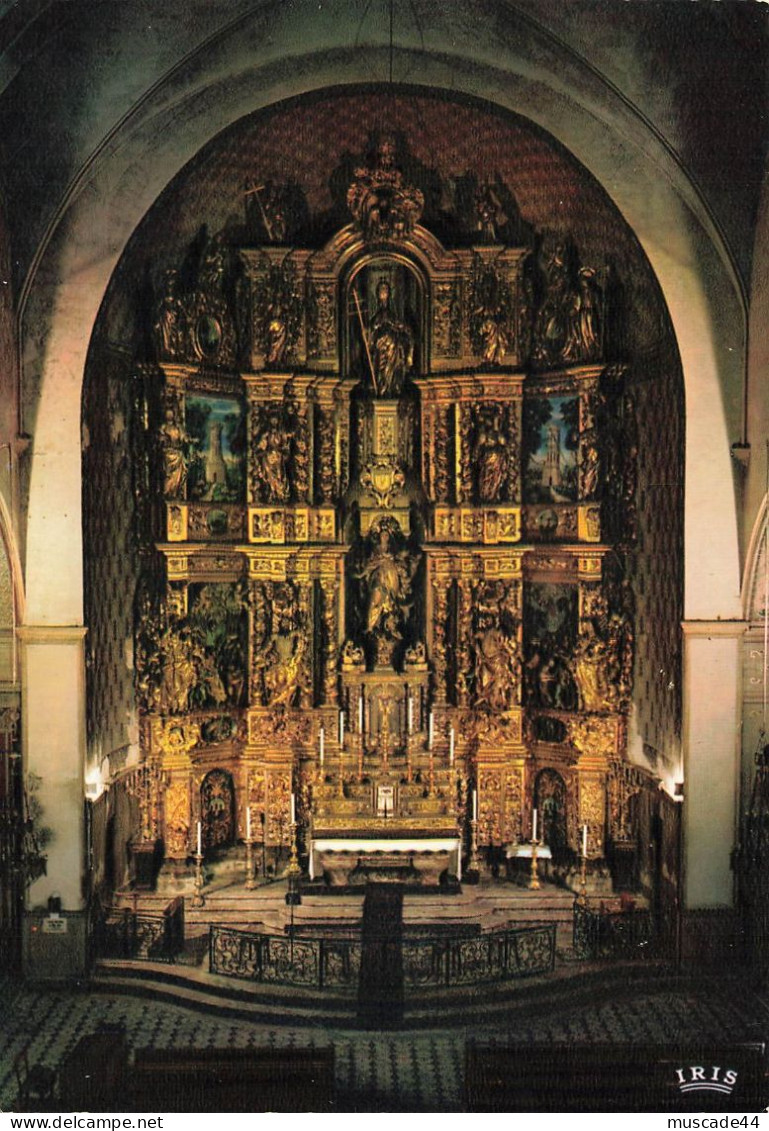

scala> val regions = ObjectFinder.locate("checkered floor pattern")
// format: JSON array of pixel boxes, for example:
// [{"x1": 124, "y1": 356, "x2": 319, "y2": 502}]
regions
[{"x1": 1, "y1": 976, "x2": 766, "y2": 1112}]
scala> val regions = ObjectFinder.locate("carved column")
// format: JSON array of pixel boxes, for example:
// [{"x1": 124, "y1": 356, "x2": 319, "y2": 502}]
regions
[
  {"x1": 456, "y1": 577, "x2": 474, "y2": 708},
  {"x1": 293, "y1": 401, "x2": 311, "y2": 503},
  {"x1": 318, "y1": 559, "x2": 342, "y2": 706},
  {"x1": 296, "y1": 580, "x2": 313, "y2": 709},
  {"x1": 505, "y1": 399, "x2": 522, "y2": 503},
  {"x1": 433, "y1": 405, "x2": 451, "y2": 504},
  {"x1": 429, "y1": 559, "x2": 450, "y2": 707},
  {"x1": 315, "y1": 404, "x2": 336, "y2": 505},
  {"x1": 455, "y1": 403, "x2": 473, "y2": 505},
  {"x1": 249, "y1": 579, "x2": 270, "y2": 707}
]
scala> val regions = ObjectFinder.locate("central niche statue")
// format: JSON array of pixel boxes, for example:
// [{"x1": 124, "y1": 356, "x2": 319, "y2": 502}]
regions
[
  {"x1": 368, "y1": 278, "x2": 414, "y2": 397},
  {"x1": 357, "y1": 517, "x2": 419, "y2": 668}
]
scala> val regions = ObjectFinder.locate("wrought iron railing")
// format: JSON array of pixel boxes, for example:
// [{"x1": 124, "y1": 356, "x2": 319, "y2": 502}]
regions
[
  {"x1": 402, "y1": 923, "x2": 556, "y2": 987},
  {"x1": 572, "y1": 897, "x2": 654, "y2": 960},
  {"x1": 209, "y1": 921, "x2": 556, "y2": 989},
  {"x1": 209, "y1": 925, "x2": 362, "y2": 988},
  {"x1": 95, "y1": 896, "x2": 185, "y2": 962}
]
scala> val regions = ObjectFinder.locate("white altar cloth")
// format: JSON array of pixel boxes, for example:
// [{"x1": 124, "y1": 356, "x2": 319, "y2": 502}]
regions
[
  {"x1": 309, "y1": 836, "x2": 462, "y2": 881},
  {"x1": 505, "y1": 843, "x2": 553, "y2": 860}
]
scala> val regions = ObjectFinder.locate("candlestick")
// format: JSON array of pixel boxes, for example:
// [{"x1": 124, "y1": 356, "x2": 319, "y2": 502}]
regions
[
  {"x1": 529, "y1": 839, "x2": 541, "y2": 890},
  {"x1": 358, "y1": 694, "x2": 364, "y2": 735},
  {"x1": 290, "y1": 792, "x2": 296, "y2": 825},
  {"x1": 449, "y1": 726, "x2": 455, "y2": 766},
  {"x1": 196, "y1": 820, "x2": 202, "y2": 857},
  {"x1": 245, "y1": 837, "x2": 257, "y2": 889},
  {"x1": 407, "y1": 695, "x2": 413, "y2": 734},
  {"x1": 428, "y1": 711, "x2": 434, "y2": 750},
  {"x1": 191, "y1": 851, "x2": 205, "y2": 907},
  {"x1": 339, "y1": 710, "x2": 345, "y2": 746},
  {"x1": 472, "y1": 788, "x2": 478, "y2": 821},
  {"x1": 532, "y1": 807, "x2": 538, "y2": 842},
  {"x1": 582, "y1": 822, "x2": 588, "y2": 858},
  {"x1": 319, "y1": 726, "x2": 325, "y2": 766},
  {"x1": 246, "y1": 805, "x2": 252, "y2": 841}
]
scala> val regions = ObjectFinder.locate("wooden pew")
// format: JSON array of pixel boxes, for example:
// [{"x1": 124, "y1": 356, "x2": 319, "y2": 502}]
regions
[
  {"x1": 129, "y1": 1046, "x2": 335, "y2": 1112},
  {"x1": 465, "y1": 1041, "x2": 768, "y2": 1112}
]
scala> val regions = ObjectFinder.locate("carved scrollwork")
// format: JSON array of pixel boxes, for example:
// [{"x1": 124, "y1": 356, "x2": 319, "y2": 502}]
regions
[
  {"x1": 163, "y1": 778, "x2": 191, "y2": 857},
  {"x1": 252, "y1": 580, "x2": 310, "y2": 709},
  {"x1": 315, "y1": 407, "x2": 337, "y2": 503},
  {"x1": 433, "y1": 407, "x2": 451, "y2": 503},
  {"x1": 433, "y1": 280, "x2": 462, "y2": 358},
  {"x1": 346, "y1": 133, "x2": 424, "y2": 240}
]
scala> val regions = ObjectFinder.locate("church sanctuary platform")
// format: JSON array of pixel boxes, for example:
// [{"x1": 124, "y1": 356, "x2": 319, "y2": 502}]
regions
[{"x1": 87, "y1": 859, "x2": 661, "y2": 1031}]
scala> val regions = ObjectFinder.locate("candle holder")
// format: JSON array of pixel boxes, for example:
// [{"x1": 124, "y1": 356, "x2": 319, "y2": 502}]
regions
[
  {"x1": 191, "y1": 851, "x2": 206, "y2": 908},
  {"x1": 529, "y1": 837, "x2": 541, "y2": 891},
  {"x1": 577, "y1": 849, "x2": 588, "y2": 905},
  {"x1": 244, "y1": 836, "x2": 257, "y2": 890},
  {"x1": 428, "y1": 745, "x2": 435, "y2": 795},
  {"x1": 465, "y1": 816, "x2": 480, "y2": 884},
  {"x1": 285, "y1": 820, "x2": 302, "y2": 906}
]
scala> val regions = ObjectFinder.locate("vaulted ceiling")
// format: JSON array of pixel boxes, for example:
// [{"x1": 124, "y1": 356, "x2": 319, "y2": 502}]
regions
[{"x1": 0, "y1": 0, "x2": 765, "y2": 302}]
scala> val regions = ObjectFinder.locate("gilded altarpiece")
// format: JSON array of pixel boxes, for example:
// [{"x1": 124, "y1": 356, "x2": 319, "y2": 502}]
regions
[{"x1": 131, "y1": 134, "x2": 637, "y2": 886}]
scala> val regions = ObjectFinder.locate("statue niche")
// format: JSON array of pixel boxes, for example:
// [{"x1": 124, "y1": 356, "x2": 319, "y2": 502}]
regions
[
  {"x1": 348, "y1": 262, "x2": 422, "y2": 394},
  {"x1": 353, "y1": 516, "x2": 421, "y2": 671}
]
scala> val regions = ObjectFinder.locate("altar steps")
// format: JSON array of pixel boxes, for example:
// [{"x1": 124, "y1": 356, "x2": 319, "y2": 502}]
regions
[
  {"x1": 114, "y1": 882, "x2": 576, "y2": 951},
  {"x1": 90, "y1": 954, "x2": 674, "y2": 1030}
]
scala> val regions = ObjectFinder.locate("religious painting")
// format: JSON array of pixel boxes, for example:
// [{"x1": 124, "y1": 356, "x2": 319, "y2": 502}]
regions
[
  {"x1": 185, "y1": 582, "x2": 248, "y2": 709},
  {"x1": 184, "y1": 394, "x2": 246, "y2": 502},
  {"x1": 523, "y1": 394, "x2": 579, "y2": 504}
]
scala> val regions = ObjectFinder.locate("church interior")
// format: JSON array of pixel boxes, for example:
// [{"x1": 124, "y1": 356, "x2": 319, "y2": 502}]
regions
[{"x1": 2, "y1": 0, "x2": 769, "y2": 1113}]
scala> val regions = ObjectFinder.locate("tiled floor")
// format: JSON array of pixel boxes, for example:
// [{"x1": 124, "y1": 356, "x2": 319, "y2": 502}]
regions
[{"x1": 2, "y1": 975, "x2": 767, "y2": 1111}]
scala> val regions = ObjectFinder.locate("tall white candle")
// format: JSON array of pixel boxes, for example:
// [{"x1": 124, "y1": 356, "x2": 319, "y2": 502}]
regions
[
  {"x1": 582, "y1": 823, "x2": 588, "y2": 858},
  {"x1": 339, "y1": 710, "x2": 345, "y2": 746},
  {"x1": 196, "y1": 820, "x2": 202, "y2": 856},
  {"x1": 449, "y1": 726, "x2": 455, "y2": 765},
  {"x1": 408, "y1": 695, "x2": 413, "y2": 734},
  {"x1": 428, "y1": 711, "x2": 434, "y2": 750},
  {"x1": 319, "y1": 726, "x2": 325, "y2": 766},
  {"x1": 532, "y1": 807, "x2": 538, "y2": 842},
  {"x1": 246, "y1": 806, "x2": 251, "y2": 840},
  {"x1": 290, "y1": 792, "x2": 296, "y2": 825},
  {"x1": 472, "y1": 789, "x2": 478, "y2": 821}
]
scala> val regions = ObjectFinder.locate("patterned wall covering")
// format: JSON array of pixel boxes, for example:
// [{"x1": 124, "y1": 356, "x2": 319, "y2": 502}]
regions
[
  {"x1": 0, "y1": 534, "x2": 13, "y2": 685},
  {"x1": 99, "y1": 89, "x2": 667, "y2": 360},
  {"x1": 626, "y1": 332, "x2": 684, "y2": 773},
  {"x1": 83, "y1": 350, "x2": 140, "y2": 774}
]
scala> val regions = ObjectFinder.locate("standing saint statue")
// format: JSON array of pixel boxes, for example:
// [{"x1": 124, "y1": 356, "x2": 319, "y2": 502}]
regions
[
  {"x1": 474, "y1": 407, "x2": 509, "y2": 502},
  {"x1": 252, "y1": 407, "x2": 291, "y2": 502},
  {"x1": 159, "y1": 407, "x2": 195, "y2": 499},
  {"x1": 357, "y1": 519, "x2": 418, "y2": 665}
]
